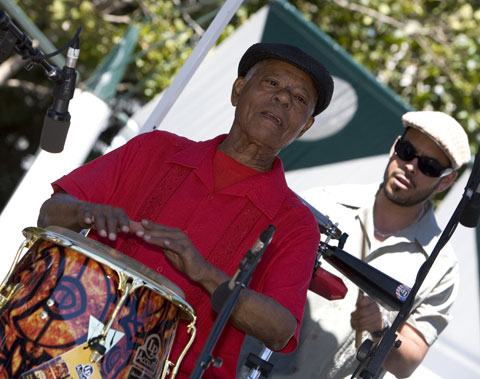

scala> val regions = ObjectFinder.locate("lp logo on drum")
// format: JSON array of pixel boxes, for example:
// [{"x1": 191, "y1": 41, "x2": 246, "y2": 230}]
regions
[
  {"x1": 75, "y1": 363, "x2": 94, "y2": 379},
  {"x1": 132, "y1": 334, "x2": 161, "y2": 375}
]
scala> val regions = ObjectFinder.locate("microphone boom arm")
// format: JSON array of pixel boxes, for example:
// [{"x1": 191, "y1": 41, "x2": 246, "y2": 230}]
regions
[
  {"x1": 0, "y1": 8, "x2": 58, "y2": 78},
  {"x1": 1, "y1": 8, "x2": 82, "y2": 153}
]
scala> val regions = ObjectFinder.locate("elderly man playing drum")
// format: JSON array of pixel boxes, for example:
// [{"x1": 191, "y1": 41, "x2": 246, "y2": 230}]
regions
[{"x1": 36, "y1": 43, "x2": 334, "y2": 378}]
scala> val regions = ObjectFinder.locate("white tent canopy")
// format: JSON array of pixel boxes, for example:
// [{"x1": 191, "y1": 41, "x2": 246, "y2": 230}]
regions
[
  {"x1": 0, "y1": 1, "x2": 478, "y2": 377},
  {"x1": 129, "y1": 3, "x2": 480, "y2": 377}
]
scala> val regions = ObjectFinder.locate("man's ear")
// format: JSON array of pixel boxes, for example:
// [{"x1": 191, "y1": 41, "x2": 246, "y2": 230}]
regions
[
  {"x1": 436, "y1": 171, "x2": 458, "y2": 194},
  {"x1": 297, "y1": 117, "x2": 315, "y2": 139},
  {"x1": 231, "y1": 77, "x2": 246, "y2": 106},
  {"x1": 389, "y1": 136, "x2": 402, "y2": 157}
]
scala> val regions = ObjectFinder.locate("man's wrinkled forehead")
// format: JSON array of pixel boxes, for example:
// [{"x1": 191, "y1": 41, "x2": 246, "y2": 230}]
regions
[{"x1": 245, "y1": 59, "x2": 317, "y2": 98}]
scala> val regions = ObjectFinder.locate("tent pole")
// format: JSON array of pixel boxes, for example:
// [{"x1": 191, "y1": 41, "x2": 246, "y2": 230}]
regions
[{"x1": 139, "y1": 0, "x2": 245, "y2": 133}]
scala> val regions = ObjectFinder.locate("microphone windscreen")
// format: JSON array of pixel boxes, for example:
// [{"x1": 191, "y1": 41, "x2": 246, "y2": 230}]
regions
[
  {"x1": 41, "y1": 115, "x2": 70, "y2": 153},
  {"x1": 460, "y1": 192, "x2": 480, "y2": 228}
]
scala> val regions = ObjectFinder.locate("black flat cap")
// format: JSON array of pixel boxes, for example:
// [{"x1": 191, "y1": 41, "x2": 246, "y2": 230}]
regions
[{"x1": 238, "y1": 43, "x2": 334, "y2": 116}]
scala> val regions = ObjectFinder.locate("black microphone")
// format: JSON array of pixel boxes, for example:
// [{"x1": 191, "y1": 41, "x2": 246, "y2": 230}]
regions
[
  {"x1": 0, "y1": 10, "x2": 17, "y2": 64},
  {"x1": 40, "y1": 35, "x2": 80, "y2": 153},
  {"x1": 460, "y1": 191, "x2": 480, "y2": 227},
  {"x1": 210, "y1": 225, "x2": 275, "y2": 312},
  {"x1": 460, "y1": 149, "x2": 480, "y2": 228}
]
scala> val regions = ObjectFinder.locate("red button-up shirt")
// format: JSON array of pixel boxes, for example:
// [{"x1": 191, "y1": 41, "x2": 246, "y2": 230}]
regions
[{"x1": 53, "y1": 130, "x2": 319, "y2": 378}]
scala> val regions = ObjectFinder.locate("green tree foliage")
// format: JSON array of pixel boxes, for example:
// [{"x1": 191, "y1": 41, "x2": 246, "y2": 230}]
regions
[
  {"x1": 0, "y1": 0, "x2": 226, "y2": 210},
  {"x1": 0, "y1": 0, "x2": 479, "y2": 211},
  {"x1": 291, "y1": 0, "x2": 480, "y2": 151}
]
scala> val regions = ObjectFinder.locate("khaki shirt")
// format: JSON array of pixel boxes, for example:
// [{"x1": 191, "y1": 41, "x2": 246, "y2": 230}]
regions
[{"x1": 246, "y1": 183, "x2": 459, "y2": 379}]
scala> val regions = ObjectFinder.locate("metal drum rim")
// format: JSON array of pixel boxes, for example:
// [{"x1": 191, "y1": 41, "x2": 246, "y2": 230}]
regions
[{"x1": 22, "y1": 225, "x2": 196, "y2": 321}]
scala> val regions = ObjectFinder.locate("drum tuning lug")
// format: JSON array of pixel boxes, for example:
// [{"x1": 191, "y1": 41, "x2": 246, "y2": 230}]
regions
[
  {"x1": 89, "y1": 341, "x2": 107, "y2": 363},
  {"x1": 46, "y1": 298, "x2": 55, "y2": 307},
  {"x1": 40, "y1": 310, "x2": 49, "y2": 319},
  {"x1": 90, "y1": 350, "x2": 102, "y2": 363},
  {"x1": 164, "y1": 361, "x2": 174, "y2": 378},
  {"x1": 0, "y1": 284, "x2": 21, "y2": 311}
]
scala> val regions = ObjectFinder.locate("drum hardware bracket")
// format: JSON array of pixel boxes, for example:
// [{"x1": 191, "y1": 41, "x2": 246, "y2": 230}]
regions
[
  {"x1": 89, "y1": 272, "x2": 135, "y2": 363},
  {"x1": 80, "y1": 228, "x2": 91, "y2": 237},
  {"x1": 163, "y1": 361, "x2": 175, "y2": 379},
  {"x1": 0, "y1": 237, "x2": 35, "y2": 310},
  {"x1": 166, "y1": 319, "x2": 197, "y2": 379},
  {"x1": 0, "y1": 282, "x2": 22, "y2": 311}
]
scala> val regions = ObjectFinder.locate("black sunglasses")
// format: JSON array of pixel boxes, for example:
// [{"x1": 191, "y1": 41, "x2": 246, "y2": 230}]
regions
[{"x1": 394, "y1": 138, "x2": 453, "y2": 178}]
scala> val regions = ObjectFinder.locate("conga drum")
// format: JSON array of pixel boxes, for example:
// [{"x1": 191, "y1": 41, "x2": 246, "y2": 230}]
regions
[{"x1": 0, "y1": 226, "x2": 196, "y2": 379}]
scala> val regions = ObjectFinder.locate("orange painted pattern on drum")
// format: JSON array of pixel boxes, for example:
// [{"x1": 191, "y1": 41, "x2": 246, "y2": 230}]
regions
[{"x1": 0, "y1": 239, "x2": 180, "y2": 379}]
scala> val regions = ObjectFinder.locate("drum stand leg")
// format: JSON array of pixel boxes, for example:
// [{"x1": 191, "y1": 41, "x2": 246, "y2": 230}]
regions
[{"x1": 89, "y1": 272, "x2": 133, "y2": 363}]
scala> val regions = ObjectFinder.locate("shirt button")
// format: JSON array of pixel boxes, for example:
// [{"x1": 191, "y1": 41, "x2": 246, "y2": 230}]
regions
[{"x1": 155, "y1": 266, "x2": 163, "y2": 273}]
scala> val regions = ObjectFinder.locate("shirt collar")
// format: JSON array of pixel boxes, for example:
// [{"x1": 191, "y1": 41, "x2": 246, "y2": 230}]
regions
[
  {"x1": 396, "y1": 201, "x2": 440, "y2": 256},
  {"x1": 349, "y1": 184, "x2": 441, "y2": 257},
  {"x1": 167, "y1": 134, "x2": 288, "y2": 220}
]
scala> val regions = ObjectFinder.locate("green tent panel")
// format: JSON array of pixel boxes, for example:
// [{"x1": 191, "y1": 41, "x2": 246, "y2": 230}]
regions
[{"x1": 262, "y1": 0, "x2": 412, "y2": 170}]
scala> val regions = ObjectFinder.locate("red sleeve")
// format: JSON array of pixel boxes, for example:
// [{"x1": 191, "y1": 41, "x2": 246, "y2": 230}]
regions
[
  {"x1": 51, "y1": 131, "x2": 181, "y2": 205},
  {"x1": 251, "y1": 200, "x2": 320, "y2": 353}
]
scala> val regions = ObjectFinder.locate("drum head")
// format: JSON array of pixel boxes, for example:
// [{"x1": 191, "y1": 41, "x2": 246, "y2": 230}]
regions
[{"x1": 22, "y1": 226, "x2": 195, "y2": 321}]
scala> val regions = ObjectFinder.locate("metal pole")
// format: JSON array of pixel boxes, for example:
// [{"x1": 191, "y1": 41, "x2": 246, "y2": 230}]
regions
[
  {"x1": 246, "y1": 346, "x2": 273, "y2": 379},
  {"x1": 139, "y1": 0, "x2": 244, "y2": 133},
  {"x1": 0, "y1": 0, "x2": 64, "y2": 67}
]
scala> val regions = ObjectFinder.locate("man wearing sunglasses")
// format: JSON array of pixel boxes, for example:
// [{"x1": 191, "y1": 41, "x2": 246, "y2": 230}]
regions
[{"x1": 260, "y1": 111, "x2": 470, "y2": 378}]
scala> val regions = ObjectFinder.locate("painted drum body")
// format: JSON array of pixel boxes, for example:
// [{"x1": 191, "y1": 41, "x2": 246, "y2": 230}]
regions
[{"x1": 0, "y1": 227, "x2": 196, "y2": 379}]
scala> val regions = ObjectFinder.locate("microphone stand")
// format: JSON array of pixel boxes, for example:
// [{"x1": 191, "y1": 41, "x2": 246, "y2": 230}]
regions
[
  {"x1": 190, "y1": 225, "x2": 275, "y2": 379},
  {"x1": 0, "y1": 8, "x2": 58, "y2": 79},
  {"x1": 241, "y1": 202, "x2": 346, "y2": 379},
  {"x1": 354, "y1": 149, "x2": 480, "y2": 378},
  {"x1": 0, "y1": 8, "x2": 81, "y2": 152}
]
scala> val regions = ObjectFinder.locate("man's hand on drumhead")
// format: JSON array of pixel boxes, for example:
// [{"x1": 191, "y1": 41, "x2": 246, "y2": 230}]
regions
[
  {"x1": 129, "y1": 220, "x2": 144, "y2": 234},
  {"x1": 79, "y1": 203, "x2": 132, "y2": 241},
  {"x1": 135, "y1": 220, "x2": 210, "y2": 282}
]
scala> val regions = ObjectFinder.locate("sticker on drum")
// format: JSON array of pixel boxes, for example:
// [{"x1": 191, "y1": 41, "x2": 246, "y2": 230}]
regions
[
  {"x1": 395, "y1": 284, "x2": 411, "y2": 302},
  {"x1": 21, "y1": 342, "x2": 102, "y2": 379},
  {"x1": 0, "y1": 226, "x2": 196, "y2": 379}
]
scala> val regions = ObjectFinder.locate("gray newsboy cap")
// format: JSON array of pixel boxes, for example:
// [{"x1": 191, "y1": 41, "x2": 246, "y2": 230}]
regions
[
  {"x1": 238, "y1": 43, "x2": 334, "y2": 116},
  {"x1": 402, "y1": 111, "x2": 471, "y2": 169}
]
